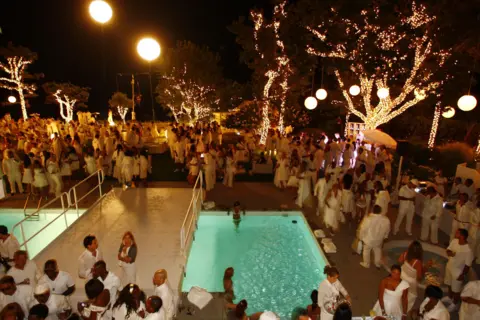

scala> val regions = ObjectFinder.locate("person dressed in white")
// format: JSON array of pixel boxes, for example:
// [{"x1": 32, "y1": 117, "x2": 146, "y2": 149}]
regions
[
  {"x1": 32, "y1": 283, "x2": 70, "y2": 320},
  {"x1": 111, "y1": 283, "x2": 146, "y2": 320},
  {"x1": 92, "y1": 260, "x2": 120, "y2": 310},
  {"x1": 451, "y1": 193, "x2": 474, "y2": 241},
  {"x1": 394, "y1": 179, "x2": 419, "y2": 236},
  {"x1": 398, "y1": 241, "x2": 433, "y2": 312},
  {"x1": 460, "y1": 280, "x2": 480, "y2": 320},
  {"x1": 3, "y1": 150, "x2": 23, "y2": 195},
  {"x1": 153, "y1": 269, "x2": 175, "y2": 320},
  {"x1": 417, "y1": 285, "x2": 450, "y2": 320},
  {"x1": 420, "y1": 187, "x2": 444, "y2": 244},
  {"x1": 0, "y1": 226, "x2": 20, "y2": 267},
  {"x1": 78, "y1": 235, "x2": 103, "y2": 280},
  {"x1": 372, "y1": 265, "x2": 409, "y2": 319},
  {"x1": 40, "y1": 259, "x2": 75, "y2": 296},
  {"x1": 324, "y1": 183, "x2": 342, "y2": 234},
  {"x1": 117, "y1": 232, "x2": 137, "y2": 287},
  {"x1": 122, "y1": 150, "x2": 135, "y2": 187},
  {"x1": 317, "y1": 266, "x2": 351, "y2": 320},
  {"x1": 145, "y1": 296, "x2": 166, "y2": 320},
  {"x1": 374, "y1": 181, "x2": 390, "y2": 216},
  {"x1": 443, "y1": 228, "x2": 474, "y2": 312},
  {"x1": 469, "y1": 200, "x2": 480, "y2": 264},
  {"x1": 0, "y1": 275, "x2": 34, "y2": 316},
  {"x1": 358, "y1": 205, "x2": 391, "y2": 269},
  {"x1": 7, "y1": 250, "x2": 41, "y2": 288},
  {"x1": 342, "y1": 144, "x2": 353, "y2": 169},
  {"x1": 296, "y1": 162, "x2": 311, "y2": 208},
  {"x1": 274, "y1": 152, "x2": 289, "y2": 189},
  {"x1": 203, "y1": 147, "x2": 215, "y2": 192},
  {"x1": 434, "y1": 170, "x2": 448, "y2": 197},
  {"x1": 314, "y1": 172, "x2": 330, "y2": 217},
  {"x1": 314, "y1": 145, "x2": 324, "y2": 173},
  {"x1": 173, "y1": 135, "x2": 185, "y2": 172},
  {"x1": 223, "y1": 151, "x2": 236, "y2": 188},
  {"x1": 46, "y1": 154, "x2": 63, "y2": 197}
]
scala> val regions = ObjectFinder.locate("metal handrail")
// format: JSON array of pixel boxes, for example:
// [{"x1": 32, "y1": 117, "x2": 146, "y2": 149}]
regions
[
  {"x1": 11, "y1": 169, "x2": 105, "y2": 258},
  {"x1": 180, "y1": 171, "x2": 203, "y2": 257}
]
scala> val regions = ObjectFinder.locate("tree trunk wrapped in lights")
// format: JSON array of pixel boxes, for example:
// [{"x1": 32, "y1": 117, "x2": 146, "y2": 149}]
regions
[
  {"x1": 43, "y1": 82, "x2": 90, "y2": 123},
  {"x1": 0, "y1": 45, "x2": 40, "y2": 120},
  {"x1": 306, "y1": 2, "x2": 451, "y2": 129},
  {"x1": 428, "y1": 104, "x2": 442, "y2": 149},
  {"x1": 109, "y1": 92, "x2": 132, "y2": 123}
]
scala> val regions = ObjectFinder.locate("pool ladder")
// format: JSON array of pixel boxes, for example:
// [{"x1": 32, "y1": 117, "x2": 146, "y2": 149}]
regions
[{"x1": 23, "y1": 193, "x2": 42, "y2": 221}]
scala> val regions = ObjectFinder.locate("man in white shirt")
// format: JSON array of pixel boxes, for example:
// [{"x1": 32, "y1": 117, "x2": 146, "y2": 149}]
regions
[
  {"x1": 452, "y1": 193, "x2": 475, "y2": 241},
  {"x1": 450, "y1": 177, "x2": 463, "y2": 199},
  {"x1": 2, "y1": 150, "x2": 23, "y2": 195},
  {"x1": 462, "y1": 179, "x2": 476, "y2": 200},
  {"x1": 0, "y1": 225, "x2": 20, "y2": 267},
  {"x1": 0, "y1": 275, "x2": 34, "y2": 316},
  {"x1": 443, "y1": 228, "x2": 474, "y2": 312},
  {"x1": 153, "y1": 269, "x2": 175, "y2": 320},
  {"x1": 418, "y1": 285, "x2": 449, "y2": 320},
  {"x1": 7, "y1": 250, "x2": 41, "y2": 287},
  {"x1": 374, "y1": 181, "x2": 390, "y2": 216},
  {"x1": 92, "y1": 260, "x2": 120, "y2": 308},
  {"x1": 394, "y1": 179, "x2": 419, "y2": 236},
  {"x1": 460, "y1": 280, "x2": 480, "y2": 319},
  {"x1": 145, "y1": 295, "x2": 166, "y2": 320},
  {"x1": 32, "y1": 283, "x2": 70, "y2": 320},
  {"x1": 358, "y1": 205, "x2": 391, "y2": 269},
  {"x1": 78, "y1": 235, "x2": 103, "y2": 280},
  {"x1": 420, "y1": 186, "x2": 444, "y2": 244},
  {"x1": 40, "y1": 259, "x2": 75, "y2": 296}
]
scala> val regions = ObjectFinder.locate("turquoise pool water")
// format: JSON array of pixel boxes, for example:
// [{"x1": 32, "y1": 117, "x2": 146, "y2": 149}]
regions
[
  {"x1": 0, "y1": 209, "x2": 86, "y2": 258},
  {"x1": 182, "y1": 213, "x2": 327, "y2": 319}
]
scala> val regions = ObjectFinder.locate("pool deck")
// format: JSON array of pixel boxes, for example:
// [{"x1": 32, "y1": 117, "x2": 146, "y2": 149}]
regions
[{"x1": 32, "y1": 186, "x2": 193, "y2": 309}]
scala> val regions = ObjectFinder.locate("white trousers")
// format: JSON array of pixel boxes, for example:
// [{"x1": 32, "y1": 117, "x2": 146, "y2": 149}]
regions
[
  {"x1": 421, "y1": 217, "x2": 439, "y2": 244},
  {"x1": 363, "y1": 243, "x2": 382, "y2": 268},
  {"x1": 223, "y1": 170, "x2": 234, "y2": 188},
  {"x1": 120, "y1": 262, "x2": 136, "y2": 288},
  {"x1": 205, "y1": 169, "x2": 214, "y2": 191},
  {"x1": 50, "y1": 174, "x2": 63, "y2": 197},
  {"x1": 394, "y1": 206, "x2": 414, "y2": 234},
  {"x1": 7, "y1": 173, "x2": 23, "y2": 194}
]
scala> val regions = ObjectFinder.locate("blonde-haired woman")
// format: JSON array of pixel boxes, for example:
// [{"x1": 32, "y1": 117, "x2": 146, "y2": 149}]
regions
[{"x1": 117, "y1": 232, "x2": 138, "y2": 287}]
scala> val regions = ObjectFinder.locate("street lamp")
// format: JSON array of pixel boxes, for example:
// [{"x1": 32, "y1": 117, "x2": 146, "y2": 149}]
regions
[
  {"x1": 7, "y1": 96, "x2": 16, "y2": 104},
  {"x1": 89, "y1": 0, "x2": 112, "y2": 24},
  {"x1": 137, "y1": 37, "x2": 161, "y2": 121}
]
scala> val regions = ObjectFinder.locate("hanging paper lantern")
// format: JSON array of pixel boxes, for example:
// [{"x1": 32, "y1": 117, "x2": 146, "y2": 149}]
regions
[
  {"x1": 315, "y1": 89, "x2": 328, "y2": 100},
  {"x1": 304, "y1": 96, "x2": 318, "y2": 110},
  {"x1": 7, "y1": 96, "x2": 16, "y2": 104},
  {"x1": 457, "y1": 95, "x2": 477, "y2": 112},
  {"x1": 442, "y1": 107, "x2": 455, "y2": 118},
  {"x1": 377, "y1": 88, "x2": 390, "y2": 99},
  {"x1": 349, "y1": 85, "x2": 360, "y2": 96}
]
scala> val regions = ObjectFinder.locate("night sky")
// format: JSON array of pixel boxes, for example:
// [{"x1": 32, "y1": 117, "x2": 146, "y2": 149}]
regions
[{"x1": 0, "y1": 0, "x2": 270, "y2": 119}]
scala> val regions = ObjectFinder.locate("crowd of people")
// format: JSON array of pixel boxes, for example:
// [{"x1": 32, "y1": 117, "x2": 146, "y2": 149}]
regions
[{"x1": 0, "y1": 113, "x2": 155, "y2": 200}]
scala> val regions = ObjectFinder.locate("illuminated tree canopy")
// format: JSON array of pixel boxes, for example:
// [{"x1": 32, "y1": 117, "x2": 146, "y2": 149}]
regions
[
  {"x1": 108, "y1": 92, "x2": 131, "y2": 123},
  {"x1": 43, "y1": 82, "x2": 90, "y2": 123}
]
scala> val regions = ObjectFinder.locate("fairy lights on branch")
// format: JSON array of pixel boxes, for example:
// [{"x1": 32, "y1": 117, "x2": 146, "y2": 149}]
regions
[
  {"x1": 53, "y1": 90, "x2": 77, "y2": 123},
  {"x1": 307, "y1": 1, "x2": 451, "y2": 129},
  {"x1": 0, "y1": 56, "x2": 37, "y2": 120},
  {"x1": 428, "y1": 104, "x2": 442, "y2": 149}
]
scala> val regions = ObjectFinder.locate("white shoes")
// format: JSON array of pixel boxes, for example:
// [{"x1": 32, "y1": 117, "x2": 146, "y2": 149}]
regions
[{"x1": 360, "y1": 262, "x2": 370, "y2": 269}]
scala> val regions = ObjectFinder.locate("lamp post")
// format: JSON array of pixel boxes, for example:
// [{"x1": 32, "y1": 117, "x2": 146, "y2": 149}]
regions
[{"x1": 137, "y1": 37, "x2": 161, "y2": 122}]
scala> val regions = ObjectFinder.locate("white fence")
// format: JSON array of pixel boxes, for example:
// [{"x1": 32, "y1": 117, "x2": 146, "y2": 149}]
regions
[
  {"x1": 12, "y1": 170, "x2": 106, "y2": 257},
  {"x1": 180, "y1": 171, "x2": 203, "y2": 259}
]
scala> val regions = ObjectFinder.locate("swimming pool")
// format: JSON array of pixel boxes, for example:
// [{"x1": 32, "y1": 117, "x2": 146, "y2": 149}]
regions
[
  {"x1": 0, "y1": 209, "x2": 86, "y2": 259},
  {"x1": 182, "y1": 212, "x2": 328, "y2": 319}
]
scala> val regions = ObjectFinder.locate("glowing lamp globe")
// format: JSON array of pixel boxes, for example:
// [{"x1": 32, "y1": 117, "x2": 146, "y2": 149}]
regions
[
  {"x1": 349, "y1": 85, "x2": 360, "y2": 96},
  {"x1": 315, "y1": 89, "x2": 328, "y2": 100},
  {"x1": 457, "y1": 95, "x2": 477, "y2": 112},
  {"x1": 137, "y1": 38, "x2": 161, "y2": 62},
  {"x1": 7, "y1": 96, "x2": 16, "y2": 104},
  {"x1": 377, "y1": 88, "x2": 390, "y2": 99},
  {"x1": 89, "y1": 0, "x2": 112, "y2": 24},
  {"x1": 442, "y1": 107, "x2": 455, "y2": 119},
  {"x1": 304, "y1": 96, "x2": 318, "y2": 110}
]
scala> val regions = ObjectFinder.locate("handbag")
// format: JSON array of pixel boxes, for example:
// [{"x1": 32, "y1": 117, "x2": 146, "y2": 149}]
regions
[{"x1": 351, "y1": 237, "x2": 363, "y2": 255}]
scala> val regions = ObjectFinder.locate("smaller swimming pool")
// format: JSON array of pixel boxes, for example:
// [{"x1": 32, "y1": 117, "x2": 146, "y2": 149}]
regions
[
  {"x1": 182, "y1": 211, "x2": 328, "y2": 319},
  {"x1": 1, "y1": 209, "x2": 86, "y2": 258}
]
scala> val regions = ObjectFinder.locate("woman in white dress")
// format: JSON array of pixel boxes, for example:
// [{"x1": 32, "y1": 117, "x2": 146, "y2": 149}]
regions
[
  {"x1": 317, "y1": 266, "x2": 351, "y2": 320},
  {"x1": 117, "y1": 232, "x2": 138, "y2": 287},
  {"x1": 418, "y1": 285, "x2": 450, "y2": 320},
  {"x1": 274, "y1": 152, "x2": 289, "y2": 189},
  {"x1": 122, "y1": 150, "x2": 134, "y2": 187},
  {"x1": 296, "y1": 161, "x2": 311, "y2": 208},
  {"x1": 84, "y1": 151, "x2": 97, "y2": 176},
  {"x1": 223, "y1": 150, "x2": 236, "y2": 188},
  {"x1": 341, "y1": 174, "x2": 356, "y2": 222},
  {"x1": 374, "y1": 181, "x2": 391, "y2": 216},
  {"x1": 113, "y1": 145, "x2": 125, "y2": 183},
  {"x1": 22, "y1": 154, "x2": 33, "y2": 194},
  {"x1": 139, "y1": 150, "x2": 149, "y2": 182},
  {"x1": 32, "y1": 160, "x2": 49, "y2": 197},
  {"x1": 46, "y1": 154, "x2": 63, "y2": 197},
  {"x1": 112, "y1": 284, "x2": 146, "y2": 320},
  {"x1": 372, "y1": 265, "x2": 410, "y2": 319},
  {"x1": 314, "y1": 171, "x2": 330, "y2": 217},
  {"x1": 398, "y1": 241, "x2": 433, "y2": 312},
  {"x1": 324, "y1": 183, "x2": 342, "y2": 234},
  {"x1": 287, "y1": 160, "x2": 300, "y2": 188},
  {"x1": 434, "y1": 170, "x2": 447, "y2": 198}
]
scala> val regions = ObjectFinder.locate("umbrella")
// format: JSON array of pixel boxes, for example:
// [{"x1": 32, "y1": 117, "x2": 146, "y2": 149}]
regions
[{"x1": 361, "y1": 129, "x2": 397, "y2": 149}]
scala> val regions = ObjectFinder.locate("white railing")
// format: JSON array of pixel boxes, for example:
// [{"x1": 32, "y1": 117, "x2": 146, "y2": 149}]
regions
[
  {"x1": 12, "y1": 170, "x2": 105, "y2": 257},
  {"x1": 180, "y1": 171, "x2": 204, "y2": 258}
]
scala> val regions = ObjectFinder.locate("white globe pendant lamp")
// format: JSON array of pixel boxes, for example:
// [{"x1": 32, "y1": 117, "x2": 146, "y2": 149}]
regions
[
  {"x1": 304, "y1": 96, "x2": 318, "y2": 110},
  {"x1": 377, "y1": 88, "x2": 389, "y2": 99},
  {"x1": 442, "y1": 106, "x2": 455, "y2": 119},
  {"x1": 457, "y1": 94, "x2": 477, "y2": 112},
  {"x1": 7, "y1": 95, "x2": 16, "y2": 104},
  {"x1": 349, "y1": 85, "x2": 360, "y2": 96},
  {"x1": 316, "y1": 88, "x2": 327, "y2": 100}
]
